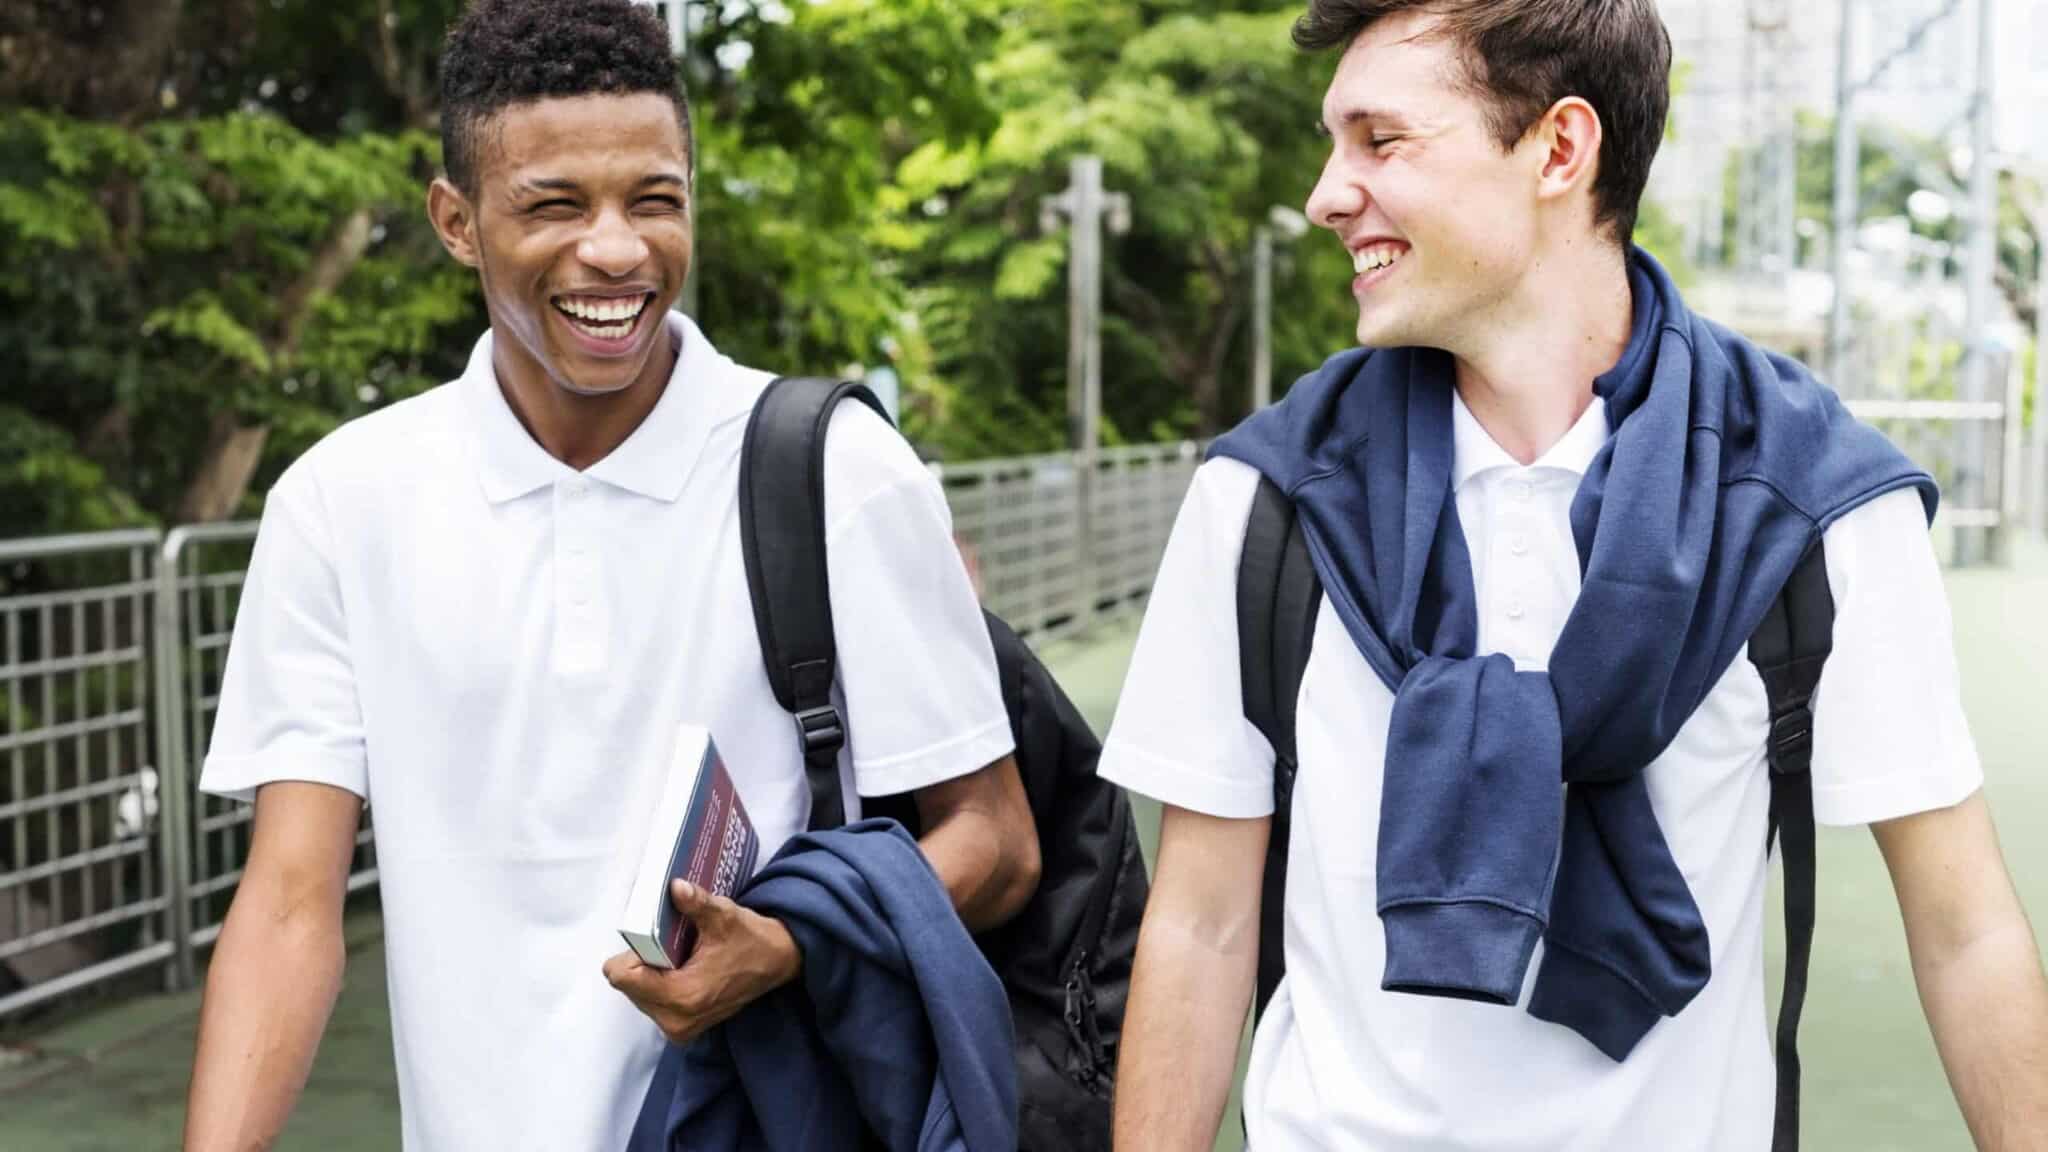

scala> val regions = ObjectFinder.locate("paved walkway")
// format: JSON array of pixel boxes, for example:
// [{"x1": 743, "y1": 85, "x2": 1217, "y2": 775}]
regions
[{"x1": 5, "y1": 538, "x2": 2047, "y2": 1150}]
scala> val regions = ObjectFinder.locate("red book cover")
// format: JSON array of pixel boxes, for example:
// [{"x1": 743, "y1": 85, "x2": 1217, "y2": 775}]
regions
[{"x1": 619, "y1": 726, "x2": 760, "y2": 968}]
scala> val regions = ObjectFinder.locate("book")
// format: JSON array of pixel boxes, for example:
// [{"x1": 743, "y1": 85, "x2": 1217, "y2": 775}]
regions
[{"x1": 618, "y1": 724, "x2": 761, "y2": 969}]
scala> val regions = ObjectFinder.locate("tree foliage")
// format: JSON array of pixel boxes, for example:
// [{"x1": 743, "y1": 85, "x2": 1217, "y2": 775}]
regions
[{"x1": 1, "y1": 0, "x2": 1698, "y2": 537}]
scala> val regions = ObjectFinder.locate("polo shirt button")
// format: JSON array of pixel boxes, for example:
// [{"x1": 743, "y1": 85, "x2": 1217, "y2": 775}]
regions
[
  {"x1": 1506, "y1": 601, "x2": 1526, "y2": 620},
  {"x1": 1510, "y1": 534, "x2": 1529, "y2": 556},
  {"x1": 1513, "y1": 481, "x2": 1533, "y2": 501},
  {"x1": 566, "y1": 479, "x2": 588, "y2": 498}
]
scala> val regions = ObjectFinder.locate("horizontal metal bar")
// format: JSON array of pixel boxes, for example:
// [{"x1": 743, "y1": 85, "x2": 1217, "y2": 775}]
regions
[
  {"x1": 0, "y1": 898, "x2": 166, "y2": 958},
  {"x1": 0, "y1": 531, "x2": 160, "y2": 563},
  {"x1": 0, "y1": 708, "x2": 148, "y2": 752},
  {"x1": 0, "y1": 837, "x2": 151, "y2": 892},
  {"x1": 0, "y1": 644, "x2": 148, "y2": 683},
  {"x1": 189, "y1": 871, "x2": 244, "y2": 899},
  {"x1": 198, "y1": 808, "x2": 253, "y2": 836},
  {"x1": 161, "y1": 523, "x2": 260, "y2": 567},
  {"x1": 0, "y1": 941, "x2": 176, "y2": 1021},
  {"x1": 0, "y1": 770, "x2": 150, "y2": 823},
  {"x1": 0, "y1": 581, "x2": 156, "y2": 616}
]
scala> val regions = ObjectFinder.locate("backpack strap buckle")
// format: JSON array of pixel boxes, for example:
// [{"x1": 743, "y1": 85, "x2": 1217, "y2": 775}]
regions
[
  {"x1": 794, "y1": 705, "x2": 846, "y2": 757},
  {"x1": 1767, "y1": 706, "x2": 1814, "y2": 776}
]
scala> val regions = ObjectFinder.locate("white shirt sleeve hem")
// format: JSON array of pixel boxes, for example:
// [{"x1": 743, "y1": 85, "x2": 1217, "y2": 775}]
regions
[
  {"x1": 852, "y1": 718, "x2": 1017, "y2": 798},
  {"x1": 1099, "y1": 738, "x2": 1275, "y2": 819},
  {"x1": 1811, "y1": 758, "x2": 1983, "y2": 827},
  {"x1": 200, "y1": 748, "x2": 369, "y2": 806}
]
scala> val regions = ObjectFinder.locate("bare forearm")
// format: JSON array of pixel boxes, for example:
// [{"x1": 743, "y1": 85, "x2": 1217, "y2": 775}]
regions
[
  {"x1": 919, "y1": 809, "x2": 1036, "y2": 933},
  {"x1": 184, "y1": 887, "x2": 346, "y2": 1151},
  {"x1": 1916, "y1": 917, "x2": 2048, "y2": 1151},
  {"x1": 1113, "y1": 915, "x2": 1257, "y2": 1151}
]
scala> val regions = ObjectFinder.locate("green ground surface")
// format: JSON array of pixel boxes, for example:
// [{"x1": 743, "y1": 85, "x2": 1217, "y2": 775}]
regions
[{"x1": 5, "y1": 540, "x2": 2046, "y2": 1151}]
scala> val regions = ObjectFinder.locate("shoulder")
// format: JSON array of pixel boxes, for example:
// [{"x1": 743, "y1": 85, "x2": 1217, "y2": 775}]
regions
[
  {"x1": 261, "y1": 382, "x2": 465, "y2": 532},
  {"x1": 1187, "y1": 456, "x2": 1263, "y2": 534},
  {"x1": 817, "y1": 389, "x2": 935, "y2": 532},
  {"x1": 1818, "y1": 485, "x2": 1939, "y2": 600},
  {"x1": 287, "y1": 381, "x2": 466, "y2": 500}
]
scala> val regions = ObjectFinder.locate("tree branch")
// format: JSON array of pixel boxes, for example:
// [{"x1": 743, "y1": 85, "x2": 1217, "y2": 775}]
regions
[
  {"x1": 271, "y1": 208, "x2": 375, "y2": 363},
  {"x1": 369, "y1": 0, "x2": 434, "y2": 129}
]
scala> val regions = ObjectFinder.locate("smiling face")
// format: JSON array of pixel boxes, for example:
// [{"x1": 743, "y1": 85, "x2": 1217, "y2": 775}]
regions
[
  {"x1": 428, "y1": 92, "x2": 692, "y2": 399},
  {"x1": 1304, "y1": 10, "x2": 1553, "y2": 353}
]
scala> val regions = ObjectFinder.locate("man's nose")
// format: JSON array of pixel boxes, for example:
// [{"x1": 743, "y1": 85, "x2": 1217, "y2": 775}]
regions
[
  {"x1": 577, "y1": 208, "x2": 650, "y2": 278},
  {"x1": 1305, "y1": 153, "x2": 1368, "y2": 233}
]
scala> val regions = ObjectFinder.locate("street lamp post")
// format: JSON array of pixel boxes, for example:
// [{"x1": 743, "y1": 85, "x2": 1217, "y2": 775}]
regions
[
  {"x1": 1251, "y1": 206, "x2": 1311, "y2": 411},
  {"x1": 1042, "y1": 155, "x2": 1131, "y2": 620}
]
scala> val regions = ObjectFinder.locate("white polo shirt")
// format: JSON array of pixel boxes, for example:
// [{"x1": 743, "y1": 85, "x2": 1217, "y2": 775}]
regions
[
  {"x1": 201, "y1": 314, "x2": 1014, "y2": 1151},
  {"x1": 1100, "y1": 390, "x2": 1983, "y2": 1151}
]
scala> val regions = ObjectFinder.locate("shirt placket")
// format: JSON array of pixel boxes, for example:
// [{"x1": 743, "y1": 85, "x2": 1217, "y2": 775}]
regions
[
  {"x1": 1492, "y1": 472, "x2": 1545, "y2": 669},
  {"x1": 554, "y1": 476, "x2": 609, "y2": 675}
]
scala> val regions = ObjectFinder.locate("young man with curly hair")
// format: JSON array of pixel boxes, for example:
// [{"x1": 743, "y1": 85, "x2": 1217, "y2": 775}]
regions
[
  {"x1": 1103, "y1": 1, "x2": 2048, "y2": 1149},
  {"x1": 182, "y1": 2, "x2": 1037, "y2": 1147}
]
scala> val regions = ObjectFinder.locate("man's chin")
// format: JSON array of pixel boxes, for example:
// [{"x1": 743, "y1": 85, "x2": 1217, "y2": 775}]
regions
[
  {"x1": 1355, "y1": 313, "x2": 1407, "y2": 350},
  {"x1": 552, "y1": 369, "x2": 643, "y2": 398}
]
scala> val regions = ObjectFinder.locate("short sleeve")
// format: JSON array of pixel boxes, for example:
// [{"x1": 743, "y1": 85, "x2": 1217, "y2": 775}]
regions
[
  {"x1": 199, "y1": 462, "x2": 369, "y2": 803},
  {"x1": 1809, "y1": 486, "x2": 1983, "y2": 826},
  {"x1": 823, "y1": 419, "x2": 1014, "y2": 799},
  {"x1": 1097, "y1": 458, "x2": 1277, "y2": 818}
]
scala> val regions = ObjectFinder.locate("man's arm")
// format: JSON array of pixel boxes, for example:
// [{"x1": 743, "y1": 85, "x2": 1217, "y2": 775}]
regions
[
  {"x1": 1114, "y1": 804, "x2": 1268, "y2": 1152},
  {"x1": 1874, "y1": 790, "x2": 2048, "y2": 1150},
  {"x1": 911, "y1": 753, "x2": 1039, "y2": 933},
  {"x1": 185, "y1": 782, "x2": 363, "y2": 1152},
  {"x1": 605, "y1": 753, "x2": 1038, "y2": 1044}
]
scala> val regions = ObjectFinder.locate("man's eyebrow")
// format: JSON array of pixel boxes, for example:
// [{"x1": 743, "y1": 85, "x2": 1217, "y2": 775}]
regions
[
  {"x1": 637, "y1": 173, "x2": 688, "y2": 189},
  {"x1": 512, "y1": 177, "x2": 582, "y2": 196},
  {"x1": 1322, "y1": 106, "x2": 1411, "y2": 135}
]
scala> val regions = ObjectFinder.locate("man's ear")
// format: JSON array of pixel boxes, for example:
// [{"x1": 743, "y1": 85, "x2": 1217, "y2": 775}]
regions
[
  {"x1": 427, "y1": 176, "x2": 481, "y2": 268},
  {"x1": 1533, "y1": 96, "x2": 1603, "y2": 213}
]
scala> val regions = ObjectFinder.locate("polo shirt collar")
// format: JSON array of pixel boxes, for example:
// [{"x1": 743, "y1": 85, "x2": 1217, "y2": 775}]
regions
[
  {"x1": 1451, "y1": 385, "x2": 1611, "y2": 493},
  {"x1": 463, "y1": 312, "x2": 752, "y2": 504}
]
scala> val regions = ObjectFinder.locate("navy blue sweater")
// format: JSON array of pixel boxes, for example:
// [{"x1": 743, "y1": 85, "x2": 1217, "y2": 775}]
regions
[
  {"x1": 1210, "y1": 250, "x2": 1934, "y2": 1059},
  {"x1": 627, "y1": 820, "x2": 1017, "y2": 1152}
]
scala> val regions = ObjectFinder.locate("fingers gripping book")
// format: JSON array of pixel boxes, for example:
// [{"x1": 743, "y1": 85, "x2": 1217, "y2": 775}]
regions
[{"x1": 618, "y1": 725, "x2": 761, "y2": 968}]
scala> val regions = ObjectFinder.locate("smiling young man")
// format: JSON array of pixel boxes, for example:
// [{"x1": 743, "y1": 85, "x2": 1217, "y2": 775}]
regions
[
  {"x1": 1102, "y1": 2, "x2": 2048, "y2": 1150},
  {"x1": 181, "y1": 2, "x2": 1037, "y2": 1148}
]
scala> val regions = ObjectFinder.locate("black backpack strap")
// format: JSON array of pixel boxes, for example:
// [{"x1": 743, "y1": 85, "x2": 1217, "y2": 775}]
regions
[
  {"x1": 1237, "y1": 476, "x2": 1322, "y2": 1024},
  {"x1": 738, "y1": 376, "x2": 893, "y2": 832},
  {"x1": 1746, "y1": 538, "x2": 1834, "y2": 1152}
]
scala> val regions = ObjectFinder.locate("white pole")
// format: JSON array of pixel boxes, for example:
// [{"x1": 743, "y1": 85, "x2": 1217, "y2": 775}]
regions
[
  {"x1": 1958, "y1": 0, "x2": 1997, "y2": 565},
  {"x1": 1828, "y1": 1, "x2": 1858, "y2": 386}
]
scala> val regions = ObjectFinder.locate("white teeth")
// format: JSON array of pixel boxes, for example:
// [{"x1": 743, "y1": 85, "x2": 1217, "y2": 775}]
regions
[
  {"x1": 1353, "y1": 246, "x2": 1404, "y2": 274},
  {"x1": 557, "y1": 295, "x2": 649, "y2": 326}
]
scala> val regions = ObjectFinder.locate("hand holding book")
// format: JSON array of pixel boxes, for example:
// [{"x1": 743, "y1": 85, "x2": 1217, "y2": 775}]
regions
[{"x1": 602, "y1": 877, "x2": 802, "y2": 1047}]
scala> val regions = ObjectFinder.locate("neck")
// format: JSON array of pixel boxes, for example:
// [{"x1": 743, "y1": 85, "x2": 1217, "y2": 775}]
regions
[
  {"x1": 1451, "y1": 244, "x2": 1633, "y2": 465},
  {"x1": 492, "y1": 324, "x2": 679, "y2": 471}
]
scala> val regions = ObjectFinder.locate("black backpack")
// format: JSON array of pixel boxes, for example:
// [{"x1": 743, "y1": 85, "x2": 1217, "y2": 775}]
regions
[
  {"x1": 738, "y1": 376, "x2": 1149, "y2": 1152},
  {"x1": 1237, "y1": 476, "x2": 1832, "y2": 1152}
]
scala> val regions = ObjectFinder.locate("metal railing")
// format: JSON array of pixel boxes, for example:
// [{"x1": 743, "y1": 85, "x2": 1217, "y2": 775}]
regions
[
  {"x1": 0, "y1": 440, "x2": 1202, "y2": 1022},
  {"x1": 939, "y1": 441, "x2": 1203, "y2": 644},
  {"x1": 0, "y1": 530, "x2": 168, "y2": 1020}
]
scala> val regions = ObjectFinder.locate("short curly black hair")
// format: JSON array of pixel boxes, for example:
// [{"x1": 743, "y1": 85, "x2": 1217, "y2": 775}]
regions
[{"x1": 439, "y1": 0, "x2": 689, "y2": 195}]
